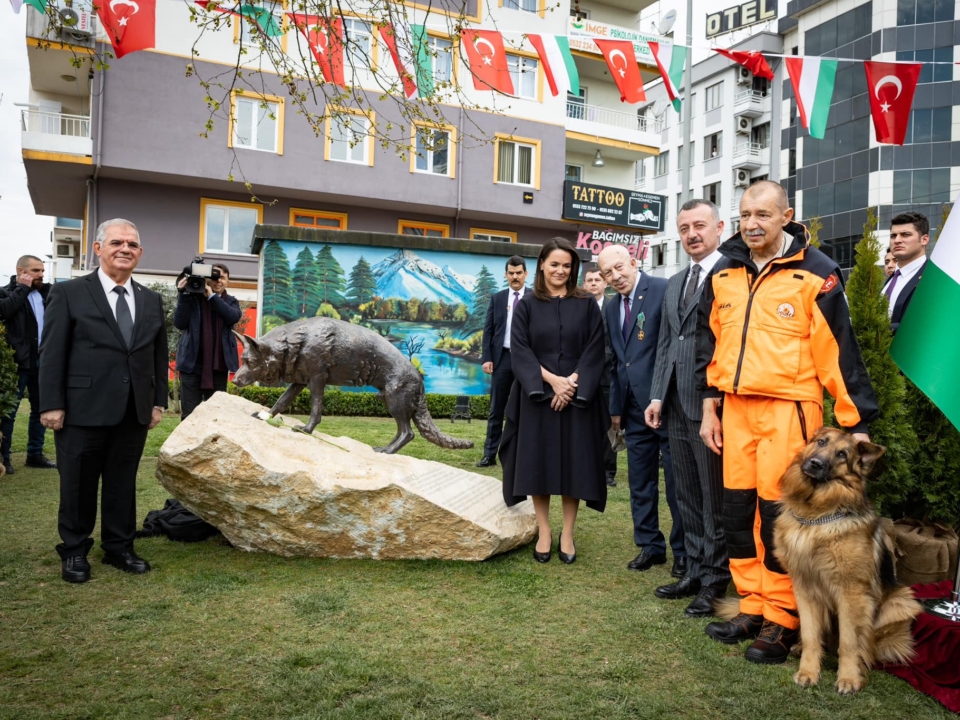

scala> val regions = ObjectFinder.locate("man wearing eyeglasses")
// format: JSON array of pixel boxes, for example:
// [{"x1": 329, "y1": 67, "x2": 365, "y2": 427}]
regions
[{"x1": 39, "y1": 219, "x2": 168, "y2": 584}]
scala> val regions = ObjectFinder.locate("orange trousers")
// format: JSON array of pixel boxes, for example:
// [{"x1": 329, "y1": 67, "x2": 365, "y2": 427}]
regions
[{"x1": 721, "y1": 394, "x2": 823, "y2": 630}]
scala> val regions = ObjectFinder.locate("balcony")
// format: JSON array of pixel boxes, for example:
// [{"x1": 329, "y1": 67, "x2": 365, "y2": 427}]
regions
[
  {"x1": 635, "y1": 177, "x2": 647, "y2": 191},
  {"x1": 21, "y1": 109, "x2": 92, "y2": 156},
  {"x1": 565, "y1": 101, "x2": 660, "y2": 161},
  {"x1": 732, "y1": 142, "x2": 765, "y2": 171},
  {"x1": 734, "y1": 89, "x2": 768, "y2": 118}
]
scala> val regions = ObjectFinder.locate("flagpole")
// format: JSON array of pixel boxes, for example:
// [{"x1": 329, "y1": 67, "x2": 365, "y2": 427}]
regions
[{"x1": 680, "y1": 0, "x2": 693, "y2": 208}]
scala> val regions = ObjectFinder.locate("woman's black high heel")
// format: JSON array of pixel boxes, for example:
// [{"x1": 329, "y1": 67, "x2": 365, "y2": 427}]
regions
[
  {"x1": 533, "y1": 534, "x2": 552, "y2": 563},
  {"x1": 558, "y1": 532, "x2": 576, "y2": 564}
]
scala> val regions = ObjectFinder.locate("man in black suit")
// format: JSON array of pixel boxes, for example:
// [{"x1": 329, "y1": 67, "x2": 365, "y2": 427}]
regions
[
  {"x1": 40, "y1": 218, "x2": 168, "y2": 583},
  {"x1": 598, "y1": 245, "x2": 685, "y2": 576},
  {"x1": 646, "y1": 199, "x2": 730, "y2": 614},
  {"x1": 883, "y1": 211, "x2": 929, "y2": 334},
  {"x1": 582, "y1": 265, "x2": 617, "y2": 487},
  {"x1": 477, "y1": 256, "x2": 528, "y2": 467}
]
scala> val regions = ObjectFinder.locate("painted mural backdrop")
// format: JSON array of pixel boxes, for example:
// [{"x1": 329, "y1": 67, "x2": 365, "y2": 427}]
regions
[{"x1": 260, "y1": 239, "x2": 532, "y2": 395}]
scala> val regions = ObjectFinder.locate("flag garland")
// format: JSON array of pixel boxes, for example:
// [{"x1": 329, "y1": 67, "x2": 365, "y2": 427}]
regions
[
  {"x1": 379, "y1": 20, "x2": 432, "y2": 98},
  {"x1": 713, "y1": 47, "x2": 774, "y2": 80},
  {"x1": 785, "y1": 56, "x2": 837, "y2": 140},
  {"x1": 863, "y1": 61, "x2": 922, "y2": 146},
  {"x1": 288, "y1": 13, "x2": 345, "y2": 86},
  {"x1": 648, "y1": 41, "x2": 685, "y2": 113},
  {"x1": 97, "y1": 0, "x2": 156, "y2": 57},
  {"x1": 460, "y1": 29, "x2": 514, "y2": 95},
  {"x1": 195, "y1": 1, "x2": 283, "y2": 38},
  {"x1": 527, "y1": 34, "x2": 579, "y2": 97},
  {"x1": 594, "y1": 39, "x2": 646, "y2": 103}
]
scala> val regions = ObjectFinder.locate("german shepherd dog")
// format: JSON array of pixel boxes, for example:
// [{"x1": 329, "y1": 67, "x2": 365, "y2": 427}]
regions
[{"x1": 774, "y1": 427, "x2": 922, "y2": 694}]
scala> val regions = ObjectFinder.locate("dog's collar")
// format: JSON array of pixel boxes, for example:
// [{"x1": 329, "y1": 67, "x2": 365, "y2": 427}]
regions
[{"x1": 791, "y1": 510, "x2": 852, "y2": 526}]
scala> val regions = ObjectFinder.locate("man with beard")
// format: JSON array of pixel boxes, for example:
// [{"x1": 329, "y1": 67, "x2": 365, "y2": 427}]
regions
[{"x1": 0, "y1": 255, "x2": 56, "y2": 474}]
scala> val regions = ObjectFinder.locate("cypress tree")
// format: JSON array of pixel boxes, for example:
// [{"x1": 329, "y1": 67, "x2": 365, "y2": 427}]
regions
[
  {"x1": 262, "y1": 240, "x2": 297, "y2": 322},
  {"x1": 291, "y1": 246, "x2": 323, "y2": 317},
  {"x1": 346, "y1": 255, "x2": 378, "y2": 306},
  {"x1": 465, "y1": 265, "x2": 497, "y2": 335}
]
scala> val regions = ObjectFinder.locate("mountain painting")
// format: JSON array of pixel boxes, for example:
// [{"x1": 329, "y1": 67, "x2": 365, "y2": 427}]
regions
[{"x1": 259, "y1": 239, "x2": 531, "y2": 395}]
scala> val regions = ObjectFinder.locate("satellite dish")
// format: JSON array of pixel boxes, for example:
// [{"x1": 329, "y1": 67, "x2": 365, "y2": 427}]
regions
[{"x1": 658, "y1": 9, "x2": 677, "y2": 35}]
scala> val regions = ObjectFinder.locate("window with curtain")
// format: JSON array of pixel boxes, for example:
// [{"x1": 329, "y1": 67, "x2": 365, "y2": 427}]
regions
[
  {"x1": 496, "y1": 139, "x2": 535, "y2": 185},
  {"x1": 428, "y1": 36, "x2": 453, "y2": 83},
  {"x1": 705, "y1": 82, "x2": 723, "y2": 111},
  {"x1": 654, "y1": 151, "x2": 669, "y2": 176}
]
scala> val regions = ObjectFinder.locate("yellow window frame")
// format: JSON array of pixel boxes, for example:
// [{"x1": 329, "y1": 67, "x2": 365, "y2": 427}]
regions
[
  {"x1": 505, "y1": 49, "x2": 544, "y2": 103},
  {"x1": 398, "y1": 220, "x2": 450, "y2": 237},
  {"x1": 199, "y1": 197, "x2": 264, "y2": 255},
  {"x1": 493, "y1": 132, "x2": 542, "y2": 191},
  {"x1": 410, "y1": 121, "x2": 457, "y2": 178},
  {"x1": 228, "y1": 89, "x2": 285, "y2": 155},
  {"x1": 470, "y1": 228, "x2": 518, "y2": 243},
  {"x1": 497, "y1": 0, "x2": 546, "y2": 19},
  {"x1": 289, "y1": 208, "x2": 348, "y2": 229},
  {"x1": 324, "y1": 107, "x2": 376, "y2": 167},
  {"x1": 232, "y1": 0, "x2": 290, "y2": 54}
]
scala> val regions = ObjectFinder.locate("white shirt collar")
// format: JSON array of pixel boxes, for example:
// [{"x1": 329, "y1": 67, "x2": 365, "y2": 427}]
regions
[
  {"x1": 895, "y1": 254, "x2": 926, "y2": 282},
  {"x1": 97, "y1": 267, "x2": 134, "y2": 296},
  {"x1": 691, "y1": 249, "x2": 722, "y2": 277}
]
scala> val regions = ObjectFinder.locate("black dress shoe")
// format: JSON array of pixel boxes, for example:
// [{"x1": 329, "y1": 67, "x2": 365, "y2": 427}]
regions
[
  {"x1": 671, "y1": 556, "x2": 688, "y2": 578},
  {"x1": 684, "y1": 584, "x2": 729, "y2": 617},
  {"x1": 102, "y1": 551, "x2": 151, "y2": 574},
  {"x1": 605, "y1": 475, "x2": 617, "y2": 487},
  {"x1": 654, "y1": 575, "x2": 701, "y2": 600},
  {"x1": 2, "y1": 461, "x2": 13, "y2": 475},
  {"x1": 744, "y1": 621, "x2": 800, "y2": 665},
  {"x1": 557, "y1": 532, "x2": 576, "y2": 564},
  {"x1": 62, "y1": 555, "x2": 91, "y2": 583},
  {"x1": 25, "y1": 454, "x2": 57, "y2": 469},
  {"x1": 705, "y1": 612, "x2": 764, "y2": 644},
  {"x1": 627, "y1": 549, "x2": 667, "y2": 572},
  {"x1": 533, "y1": 535, "x2": 552, "y2": 563},
  {"x1": 475, "y1": 456, "x2": 497, "y2": 468}
]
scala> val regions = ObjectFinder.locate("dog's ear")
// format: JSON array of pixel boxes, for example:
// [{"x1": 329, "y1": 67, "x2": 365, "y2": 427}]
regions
[{"x1": 857, "y1": 441, "x2": 886, "y2": 474}]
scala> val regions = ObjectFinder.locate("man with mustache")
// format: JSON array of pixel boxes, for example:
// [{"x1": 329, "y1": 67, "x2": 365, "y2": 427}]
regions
[
  {"x1": 882, "y1": 212, "x2": 929, "y2": 334},
  {"x1": 696, "y1": 181, "x2": 878, "y2": 664}
]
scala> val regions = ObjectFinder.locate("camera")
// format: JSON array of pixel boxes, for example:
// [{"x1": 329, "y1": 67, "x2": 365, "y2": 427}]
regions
[{"x1": 181, "y1": 256, "x2": 221, "y2": 294}]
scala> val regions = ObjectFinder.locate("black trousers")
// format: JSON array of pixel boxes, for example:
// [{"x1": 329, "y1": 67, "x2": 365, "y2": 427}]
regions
[
  {"x1": 483, "y1": 349, "x2": 513, "y2": 458},
  {"x1": 55, "y1": 390, "x2": 149, "y2": 558},
  {"x1": 601, "y1": 385, "x2": 618, "y2": 478},
  {"x1": 180, "y1": 369, "x2": 228, "y2": 420}
]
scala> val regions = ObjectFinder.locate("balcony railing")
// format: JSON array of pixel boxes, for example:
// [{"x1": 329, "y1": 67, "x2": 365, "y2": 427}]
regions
[
  {"x1": 635, "y1": 177, "x2": 647, "y2": 191},
  {"x1": 21, "y1": 109, "x2": 91, "y2": 138},
  {"x1": 567, "y1": 101, "x2": 649, "y2": 133},
  {"x1": 733, "y1": 142, "x2": 762, "y2": 160},
  {"x1": 735, "y1": 89, "x2": 768, "y2": 105}
]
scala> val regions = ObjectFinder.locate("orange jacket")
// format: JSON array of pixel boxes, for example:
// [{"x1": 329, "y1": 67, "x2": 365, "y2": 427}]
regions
[{"x1": 695, "y1": 223, "x2": 878, "y2": 433}]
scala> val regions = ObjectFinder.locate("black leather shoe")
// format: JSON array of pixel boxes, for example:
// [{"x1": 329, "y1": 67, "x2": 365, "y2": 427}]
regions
[
  {"x1": 606, "y1": 475, "x2": 617, "y2": 487},
  {"x1": 627, "y1": 550, "x2": 667, "y2": 572},
  {"x1": 25, "y1": 454, "x2": 57, "y2": 469},
  {"x1": 654, "y1": 575, "x2": 701, "y2": 600},
  {"x1": 671, "y1": 556, "x2": 688, "y2": 578},
  {"x1": 2, "y1": 461, "x2": 13, "y2": 475},
  {"x1": 705, "y1": 612, "x2": 765, "y2": 644},
  {"x1": 102, "y1": 551, "x2": 151, "y2": 575},
  {"x1": 533, "y1": 535, "x2": 552, "y2": 563},
  {"x1": 684, "y1": 584, "x2": 729, "y2": 617},
  {"x1": 475, "y1": 456, "x2": 497, "y2": 468},
  {"x1": 62, "y1": 555, "x2": 91, "y2": 583},
  {"x1": 744, "y1": 620, "x2": 800, "y2": 665},
  {"x1": 558, "y1": 532, "x2": 576, "y2": 565}
]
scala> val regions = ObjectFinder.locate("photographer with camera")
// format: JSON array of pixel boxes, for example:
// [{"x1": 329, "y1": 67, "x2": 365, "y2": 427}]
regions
[{"x1": 174, "y1": 260, "x2": 242, "y2": 419}]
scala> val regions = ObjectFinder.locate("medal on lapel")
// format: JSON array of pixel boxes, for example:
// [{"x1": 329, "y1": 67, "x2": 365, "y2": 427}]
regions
[{"x1": 637, "y1": 311, "x2": 646, "y2": 341}]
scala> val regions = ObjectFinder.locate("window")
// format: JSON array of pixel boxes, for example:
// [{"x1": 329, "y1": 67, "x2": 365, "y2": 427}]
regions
[
  {"x1": 705, "y1": 81, "x2": 723, "y2": 111},
  {"x1": 905, "y1": 107, "x2": 952, "y2": 145},
  {"x1": 507, "y1": 53, "x2": 539, "y2": 99},
  {"x1": 703, "y1": 182, "x2": 721, "y2": 206},
  {"x1": 230, "y1": 92, "x2": 283, "y2": 154},
  {"x1": 788, "y1": 147, "x2": 797, "y2": 176},
  {"x1": 495, "y1": 134, "x2": 540, "y2": 188},
  {"x1": 471, "y1": 228, "x2": 517, "y2": 242},
  {"x1": 565, "y1": 164, "x2": 582, "y2": 182},
  {"x1": 566, "y1": 88, "x2": 586, "y2": 119},
  {"x1": 290, "y1": 209, "x2": 347, "y2": 229},
  {"x1": 751, "y1": 122, "x2": 770, "y2": 149},
  {"x1": 651, "y1": 243, "x2": 665, "y2": 267},
  {"x1": 896, "y1": 47, "x2": 953, "y2": 84},
  {"x1": 343, "y1": 17, "x2": 373, "y2": 74},
  {"x1": 749, "y1": 174, "x2": 769, "y2": 185},
  {"x1": 893, "y1": 169, "x2": 951, "y2": 205},
  {"x1": 751, "y1": 76, "x2": 770, "y2": 96},
  {"x1": 898, "y1": 0, "x2": 953, "y2": 25},
  {"x1": 569, "y1": 6, "x2": 588, "y2": 17},
  {"x1": 504, "y1": 0, "x2": 538, "y2": 12},
  {"x1": 704, "y1": 132, "x2": 722, "y2": 159},
  {"x1": 413, "y1": 124, "x2": 455, "y2": 177},
  {"x1": 237, "y1": 0, "x2": 284, "y2": 45},
  {"x1": 655, "y1": 151, "x2": 670, "y2": 177},
  {"x1": 326, "y1": 111, "x2": 373, "y2": 165},
  {"x1": 201, "y1": 199, "x2": 262, "y2": 255},
  {"x1": 428, "y1": 36, "x2": 454, "y2": 84},
  {"x1": 399, "y1": 220, "x2": 449, "y2": 237}
]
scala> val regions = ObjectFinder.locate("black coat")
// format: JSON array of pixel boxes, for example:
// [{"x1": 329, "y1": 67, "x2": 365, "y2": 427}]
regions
[
  {"x1": 0, "y1": 276, "x2": 51, "y2": 373},
  {"x1": 39, "y1": 271, "x2": 168, "y2": 426},
  {"x1": 498, "y1": 293, "x2": 609, "y2": 512},
  {"x1": 883, "y1": 258, "x2": 926, "y2": 334},
  {"x1": 173, "y1": 290, "x2": 243, "y2": 374}
]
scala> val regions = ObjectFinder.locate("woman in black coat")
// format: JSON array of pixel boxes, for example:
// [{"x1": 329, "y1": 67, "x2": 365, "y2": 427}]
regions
[{"x1": 499, "y1": 238, "x2": 609, "y2": 564}]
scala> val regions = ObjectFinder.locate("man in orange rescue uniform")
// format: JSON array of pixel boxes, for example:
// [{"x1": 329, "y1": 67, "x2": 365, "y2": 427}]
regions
[{"x1": 695, "y1": 181, "x2": 878, "y2": 664}]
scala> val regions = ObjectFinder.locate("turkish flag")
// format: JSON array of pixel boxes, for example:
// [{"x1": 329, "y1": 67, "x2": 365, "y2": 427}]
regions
[
  {"x1": 594, "y1": 39, "x2": 646, "y2": 104},
  {"x1": 460, "y1": 30, "x2": 514, "y2": 95},
  {"x1": 864, "y1": 61, "x2": 921, "y2": 145},
  {"x1": 96, "y1": 0, "x2": 156, "y2": 58},
  {"x1": 713, "y1": 48, "x2": 774, "y2": 80},
  {"x1": 289, "y1": 13, "x2": 345, "y2": 86}
]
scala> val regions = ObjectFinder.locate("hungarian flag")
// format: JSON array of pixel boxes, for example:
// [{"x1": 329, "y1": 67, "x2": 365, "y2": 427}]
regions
[
  {"x1": 713, "y1": 47, "x2": 773, "y2": 80},
  {"x1": 97, "y1": 0, "x2": 156, "y2": 58},
  {"x1": 648, "y1": 41, "x2": 686, "y2": 113},
  {"x1": 527, "y1": 34, "x2": 579, "y2": 97},
  {"x1": 379, "y1": 21, "x2": 431, "y2": 98},
  {"x1": 594, "y1": 39, "x2": 645, "y2": 104},
  {"x1": 288, "y1": 14, "x2": 345, "y2": 86},
  {"x1": 863, "y1": 61, "x2": 921, "y2": 145},
  {"x1": 194, "y1": 1, "x2": 283, "y2": 38},
  {"x1": 12, "y1": 0, "x2": 46, "y2": 13},
  {"x1": 785, "y1": 56, "x2": 837, "y2": 139},
  {"x1": 891, "y1": 193, "x2": 960, "y2": 429},
  {"x1": 460, "y1": 30, "x2": 514, "y2": 95}
]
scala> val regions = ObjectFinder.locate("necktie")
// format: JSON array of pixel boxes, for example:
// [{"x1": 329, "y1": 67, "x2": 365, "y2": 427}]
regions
[
  {"x1": 113, "y1": 286, "x2": 134, "y2": 348},
  {"x1": 512, "y1": 291, "x2": 520, "y2": 312},
  {"x1": 884, "y1": 269, "x2": 901, "y2": 300},
  {"x1": 682, "y1": 264, "x2": 701, "y2": 311},
  {"x1": 622, "y1": 295, "x2": 631, "y2": 341}
]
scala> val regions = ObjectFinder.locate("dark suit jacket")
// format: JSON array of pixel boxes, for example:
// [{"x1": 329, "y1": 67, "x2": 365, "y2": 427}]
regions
[
  {"x1": 0, "y1": 277, "x2": 51, "y2": 373},
  {"x1": 883, "y1": 258, "x2": 927, "y2": 334},
  {"x1": 481, "y1": 288, "x2": 528, "y2": 368},
  {"x1": 650, "y1": 266, "x2": 705, "y2": 422},
  {"x1": 39, "y1": 271, "x2": 168, "y2": 426},
  {"x1": 173, "y1": 290, "x2": 242, "y2": 374},
  {"x1": 599, "y1": 295, "x2": 613, "y2": 389},
  {"x1": 606, "y1": 272, "x2": 669, "y2": 416}
]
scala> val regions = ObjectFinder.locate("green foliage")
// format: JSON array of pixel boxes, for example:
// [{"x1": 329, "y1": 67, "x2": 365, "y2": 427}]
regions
[
  {"x1": 148, "y1": 283, "x2": 183, "y2": 413},
  {"x1": 845, "y1": 209, "x2": 918, "y2": 517},
  {"x1": 291, "y1": 246, "x2": 323, "y2": 317},
  {"x1": 345, "y1": 255, "x2": 377, "y2": 306},
  {"x1": 0, "y1": 323, "x2": 19, "y2": 421},
  {"x1": 807, "y1": 216, "x2": 823, "y2": 249},
  {"x1": 314, "y1": 245, "x2": 346, "y2": 306},
  {"x1": 315, "y1": 302, "x2": 341, "y2": 319},
  {"x1": 262, "y1": 240, "x2": 297, "y2": 321},
  {"x1": 435, "y1": 331, "x2": 483, "y2": 355},
  {"x1": 358, "y1": 297, "x2": 465, "y2": 322},
  {"x1": 261, "y1": 314, "x2": 287, "y2": 334},
  {"x1": 465, "y1": 265, "x2": 497, "y2": 335}
]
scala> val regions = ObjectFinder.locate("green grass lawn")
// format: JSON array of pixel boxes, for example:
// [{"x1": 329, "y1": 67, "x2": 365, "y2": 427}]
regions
[{"x1": 0, "y1": 406, "x2": 952, "y2": 719}]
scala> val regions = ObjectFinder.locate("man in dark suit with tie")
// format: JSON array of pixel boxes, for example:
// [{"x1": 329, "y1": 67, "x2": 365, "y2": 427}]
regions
[
  {"x1": 477, "y1": 256, "x2": 528, "y2": 467},
  {"x1": 40, "y1": 218, "x2": 168, "y2": 583},
  {"x1": 597, "y1": 245, "x2": 685, "y2": 575},
  {"x1": 883, "y1": 212, "x2": 929, "y2": 334},
  {"x1": 645, "y1": 199, "x2": 730, "y2": 614},
  {"x1": 582, "y1": 265, "x2": 617, "y2": 486}
]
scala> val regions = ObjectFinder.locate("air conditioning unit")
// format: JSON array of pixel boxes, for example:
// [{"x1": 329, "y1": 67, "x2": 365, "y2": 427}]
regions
[
  {"x1": 58, "y1": 8, "x2": 93, "y2": 42},
  {"x1": 56, "y1": 243, "x2": 75, "y2": 258},
  {"x1": 737, "y1": 116, "x2": 753, "y2": 134},
  {"x1": 734, "y1": 169, "x2": 751, "y2": 187},
  {"x1": 737, "y1": 66, "x2": 752, "y2": 84}
]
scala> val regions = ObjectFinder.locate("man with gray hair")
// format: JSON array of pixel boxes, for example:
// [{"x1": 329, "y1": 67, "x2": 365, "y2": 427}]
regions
[{"x1": 39, "y1": 218, "x2": 168, "y2": 583}]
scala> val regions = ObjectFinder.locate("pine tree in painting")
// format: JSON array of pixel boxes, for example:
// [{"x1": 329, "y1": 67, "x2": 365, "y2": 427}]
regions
[
  {"x1": 465, "y1": 265, "x2": 497, "y2": 335},
  {"x1": 314, "y1": 244, "x2": 346, "y2": 307},
  {"x1": 261, "y1": 240, "x2": 297, "y2": 321},
  {"x1": 291, "y1": 246, "x2": 323, "y2": 318},
  {"x1": 346, "y1": 255, "x2": 378, "y2": 306}
]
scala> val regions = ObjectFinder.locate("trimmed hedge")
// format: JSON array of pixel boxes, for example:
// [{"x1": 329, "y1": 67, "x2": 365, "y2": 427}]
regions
[{"x1": 168, "y1": 380, "x2": 490, "y2": 419}]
